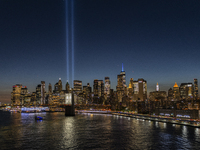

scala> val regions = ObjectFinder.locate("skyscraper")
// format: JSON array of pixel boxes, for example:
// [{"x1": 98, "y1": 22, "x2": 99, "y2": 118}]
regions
[
  {"x1": 48, "y1": 83, "x2": 52, "y2": 104},
  {"x1": 168, "y1": 88, "x2": 173, "y2": 101},
  {"x1": 116, "y1": 74, "x2": 124, "y2": 102},
  {"x1": 73, "y1": 80, "x2": 82, "y2": 94},
  {"x1": 132, "y1": 79, "x2": 147, "y2": 101},
  {"x1": 93, "y1": 79, "x2": 98, "y2": 97},
  {"x1": 66, "y1": 82, "x2": 70, "y2": 92},
  {"x1": 41, "y1": 81, "x2": 45, "y2": 104},
  {"x1": 104, "y1": 77, "x2": 110, "y2": 96},
  {"x1": 180, "y1": 83, "x2": 194, "y2": 99},
  {"x1": 93, "y1": 79, "x2": 104, "y2": 97},
  {"x1": 54, "y1": 83, "x2": 58, "y2": 93},
  {"x1": 48, "y1": 83, "x2": 52, "y2": 94},
  {"x1": 120, "y1": 63, "x2": 126, "y2": 87},
  {"x1": 173, "y1": 82, "x2": 180, "y2": 100},
  {"x1": 138, "y1": 78, "x2": 147, "y2": 101},
  {"x1": 194, "y1": 79, "x2": 198, "y2": 99},
  {"x1": 11, "y1": 84, "x2": 22, "y2": 105},
  {"x1": 87, "y1": 83, "x2": 91, "y2": 94},
  {"x1": 58, "y1": 78, "x2": 62, "y2": 92},
  {"x1": 128, "y1": 78, "x2": 134, "y2": 97},
  {"x1": 11, "y1": 84, "x2": 30, "y2": 105},
  {"x1": 36, "y1": 84, "x2": 41, "y2": 104},
  {"x1": 156, "y1": 83, "x2": 159, "y2": 91},
  {"x1": 116, "y1": 64, "x2": 126, "y2": 102},
  {"x1": 98, "y1": 80, "x2": 104, "y2": 97},
  {"x1": 20, "y1": 86, "x2": 28, "y2": 105}
]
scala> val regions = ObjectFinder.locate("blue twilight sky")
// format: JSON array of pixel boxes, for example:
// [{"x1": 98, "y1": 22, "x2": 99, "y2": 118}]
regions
[{"x1": 1, "y1": 0, "x2": 200, "y2": 103}]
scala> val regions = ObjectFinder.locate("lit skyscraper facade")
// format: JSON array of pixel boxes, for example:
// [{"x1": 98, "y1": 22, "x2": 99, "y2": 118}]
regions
[
  {"x1": 133, "y1": 81, "x2": 139, "y2": 94},
  {"x1": 179, "y1": 83, "x2": 194, "y2": 99},
  {"x1": 138, "y1": 78, "x2": 147, "y2": 100},
  {"x1": 128, "y1": 78, "x2": 134, "y2": 97},
  {"x1": 168, "y1": 88, "x2": 173, "y2": 101},
  {"x1": 53, "y1": 78, "x2": 62, "y2": 94},
  {"x1": 20, "y1": 86, "x2": 28, "y2": 105},
  {"x1": 194, "y1": 79, "x2": 198, "y2": 99},
  {"x1": 116, "y1": 74, "x2": 124, "y2": 102},
  {"x1": 98, "y1": 80, "x2": 104, "y2": 97},
  {"x1": 66, "y1": 82, "x2": 70, "y2": 92},
  {"x1": 73, "y1": 80, "x2": 82, "y2": 94},
  {"x1": 173, "y1": 82, "x2": 180, "y2": 100},
  {"x1": 83, "y1": 83, "x2": 91, "y2": 95},
  {"x1": 120, "y1": 63, "x2": 126, "y2": 88},
  {"x1": 48, "y1": 83, "x2": 52, "y2": 104},
  {"x1": 93, "y1": 79, "x2": 104, "y2": 97},
  {"x1": 93, "y1": 79, "x2": 98, "y2": 97},
  {"x1": 132, "y1": 78, "x2": 147, "y2": 101},
  {"x1": 87, "y1": 83, "x2": 91, "y2": 93},
  {"x1": 41, "y1": 81, "x2": 45, "y2": 104},
  {"x1": 36, "y1": 84, "x2": 41, "y2": 104},
  {"x1": 104, "y1": 77, "x2": 110, "y2": 96},
  {"x1": 48, "y1": 83, "x2": 52, "y2": 94},
  {"x1": 11, "y1": 84, "x2": 30, "y2": 105},
  {"x1": 11, "y1": 84, "x2": 22, "y2": 105},
  {"x1": 58, "y1": 78, "x2": 62, "y2": 92},
  {"x1": 116, "y1": 64, "x2": 126, "y2": 102},
  {"x1": 156, "y1": 83, "x2": 159, "y2": 91}
]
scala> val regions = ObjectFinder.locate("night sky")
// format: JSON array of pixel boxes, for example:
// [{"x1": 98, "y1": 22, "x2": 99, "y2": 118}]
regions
[{"x1": 1, "y1": 0, "x2": 200, "y2": 103}]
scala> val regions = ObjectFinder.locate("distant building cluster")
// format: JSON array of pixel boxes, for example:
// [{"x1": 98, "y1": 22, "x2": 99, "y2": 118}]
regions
[{"x1": 11, "y1": 64, "x2": 199, "y2": 113}]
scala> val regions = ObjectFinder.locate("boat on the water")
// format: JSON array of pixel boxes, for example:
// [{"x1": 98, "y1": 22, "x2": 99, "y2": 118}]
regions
[{"x1": 35, "y1": 116, "x2": 43, "y2": 120}]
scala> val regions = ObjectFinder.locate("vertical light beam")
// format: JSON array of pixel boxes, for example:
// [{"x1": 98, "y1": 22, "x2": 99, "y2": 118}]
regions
[
  {"x1": 71, "y1": 0, "x2": 74, "y2": 88},
  {"x1": 65, "y1": 0, "x2": 74, "y2": 88},
  {"x1": 66, "y1": 0, "x2": 69, "y2": 83}
]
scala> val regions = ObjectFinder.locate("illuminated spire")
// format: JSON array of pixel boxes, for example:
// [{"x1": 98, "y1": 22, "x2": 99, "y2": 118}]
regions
[
  {"x1": 174, "y1": 82, "x2": 179, "y2": 88},
  {"x1": 122, "y1": 63, "x2": 124, "y2": 72},
  {"x1": 156, "y1": 82, "x2": 159, "y2": 91}
]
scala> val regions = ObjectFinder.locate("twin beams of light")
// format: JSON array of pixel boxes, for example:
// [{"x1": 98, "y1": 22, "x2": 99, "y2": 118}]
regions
[{"x1": 66, "y1": 0, "x2": 74, "y2": 88}]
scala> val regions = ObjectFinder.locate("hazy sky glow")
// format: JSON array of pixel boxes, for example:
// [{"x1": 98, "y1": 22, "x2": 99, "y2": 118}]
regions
[{"x1": 1, "y1": 0, "x2": 200, "y2": 103}]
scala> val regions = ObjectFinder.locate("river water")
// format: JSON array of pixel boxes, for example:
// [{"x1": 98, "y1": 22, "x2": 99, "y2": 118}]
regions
[{"x1": 0, "y1": 111, "x2": 200, "y2": 150}]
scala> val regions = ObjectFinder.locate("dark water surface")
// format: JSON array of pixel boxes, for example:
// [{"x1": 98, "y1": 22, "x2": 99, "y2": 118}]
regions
[{"x1": 0, "y1": 111, "x2": 200, "y2": 150}]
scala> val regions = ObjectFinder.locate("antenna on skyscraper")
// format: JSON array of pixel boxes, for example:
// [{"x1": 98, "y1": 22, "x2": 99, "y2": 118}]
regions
[{"x1": 122, "y1": 63, "x2": 124, "y2": 72}]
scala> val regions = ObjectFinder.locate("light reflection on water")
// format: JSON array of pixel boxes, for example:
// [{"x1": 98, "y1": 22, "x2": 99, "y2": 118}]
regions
[
  {"x1": 0, "y1": 111, "x2": 200, "y2": 150},
  {"x1": 195, "y1": 128, "x2": 200, "y2": 137}
]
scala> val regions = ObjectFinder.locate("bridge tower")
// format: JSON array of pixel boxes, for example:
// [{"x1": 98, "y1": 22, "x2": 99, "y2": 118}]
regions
[{"x1": 65, "y1": 89, "x2": 75, "y2": 116}]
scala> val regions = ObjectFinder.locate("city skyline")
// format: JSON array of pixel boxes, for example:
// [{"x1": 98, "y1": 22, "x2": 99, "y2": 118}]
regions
[
  {"x1": 1, "y1": 0, "x2": 200, "y2": 103},
  {"x1": 8, "y1": 70, "x2": 199, "y2": 103}
]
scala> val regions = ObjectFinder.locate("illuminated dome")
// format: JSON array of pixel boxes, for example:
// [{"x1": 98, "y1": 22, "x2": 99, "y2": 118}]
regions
[{"x1": 174, "y1": 82, "x2": 179, "y2": 87}]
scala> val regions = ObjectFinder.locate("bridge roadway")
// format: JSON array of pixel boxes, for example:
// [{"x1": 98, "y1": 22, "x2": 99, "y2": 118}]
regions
[{"x1": 77, "y1": 110, "x2": 200, "y2": 128}]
